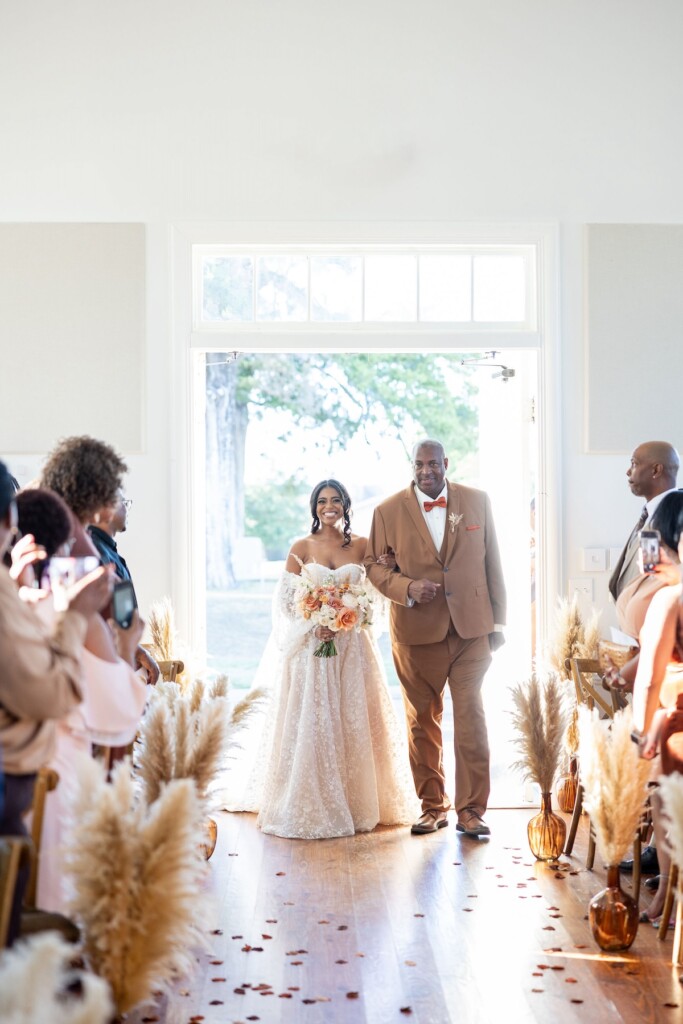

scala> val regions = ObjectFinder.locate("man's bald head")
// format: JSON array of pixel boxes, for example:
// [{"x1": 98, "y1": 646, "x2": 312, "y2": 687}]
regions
[{"x1": 627, "y1": 441, "x2": 680, "y2": 501}]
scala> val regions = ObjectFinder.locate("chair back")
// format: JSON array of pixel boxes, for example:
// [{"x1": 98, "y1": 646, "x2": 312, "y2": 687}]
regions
[
  {"x1": 24, "y1": 766, "x2": 59, "y2": 909},
  {"x1": 0, "y1": 837, "x2": 31, "y2": 947},
  {"x1": 569, "y1": 657, "x2": 615, "y2": 719}
]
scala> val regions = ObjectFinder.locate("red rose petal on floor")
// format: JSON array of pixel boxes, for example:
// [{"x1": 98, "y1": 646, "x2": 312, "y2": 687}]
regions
[
  {"x1": 275, "y1": 871, "x2": 286, "y2": 876},
  {"x1": 531, "y1": 988, "x2": 543, "y2": 993},
  {"x1": 335, "y1": 960, "x2": 348, "y2": 964},
  {"x1": 570, "y1": 1000, "x2": 584, "y2": 1005},
  {"x1": 288, "y1": 986, "x2": 300, "y2": 991},
  {"x1": 532, "y1": 973, "x2": 543, "y2": 977},
  {"x1": 261, "y1": 934, "x2": 272, "y2": 940},
  {"x1": 208, "y1": 1001, "x2": 224, "y2": 1006},
  {"x1": 337, "y1": 925, "x2": 348, "y2": 930},
  {"x1": 246, "y1": 1017, "x2": 260, "y2": 1021},
  {"x1": 234, "y1": 988, "x2": 246, "y2": 995},
  {"x1": 211, "y1": 977, "x2": 227, "y2": 982},
  {"x1": 302, "y1": 998, "x2": 317, "y2": 1004},
  {"x1": 550, "y1": 966, "x2": 564, "y2": 971},
  {"x1": 414, "y1": 913, "x2": 424, "y2": 918},
  {"x1": 290, "y1": 961, "x2": 303, "y2": 965},
  {"x1": 347, "y1": 992, "x2": 360, "y2": 999},
  {"x1": 400, "y1": 1009, "x2": 413, "y2": 1015},
  {"x1": 318, "y1": 919, "x2": 330, "y2": 924},
  {"x1": 542, "y1": 926, "x2": 555, "y2": 931},
  {"x1": 266, "y1": 919, "x2": 278, "y2": 923},
  {"x1": 209, "y1": 959, "x2": 223, "y2": 964},
  {"x1": 565, "y1": 978, "x2": 578, "y2": 984},
  {"x1": 663, "y1": 1004, "x2": 680, "y2": 1009},
  {"x1": 210, "y1": 929, "x2": 223, "y2": 935},
  {"x1": 279, "y1": 993, "x2": 292, "y2": 998}
]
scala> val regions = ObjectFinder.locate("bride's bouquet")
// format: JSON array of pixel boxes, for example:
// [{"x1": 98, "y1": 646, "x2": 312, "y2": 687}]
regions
[{"x1": 294, "y1": 570, "x2": 374, "y2": 658}]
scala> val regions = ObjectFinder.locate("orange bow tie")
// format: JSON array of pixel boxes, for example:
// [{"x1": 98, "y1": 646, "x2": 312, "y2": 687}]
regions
[{"x1": 423, "y1": 497, "x2": 447, "y2": 512}]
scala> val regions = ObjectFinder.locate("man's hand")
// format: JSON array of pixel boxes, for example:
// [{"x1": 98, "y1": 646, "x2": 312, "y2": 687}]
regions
[
  {"x1": 407, "y1": 579, "x2": 441, "y2": 604},
  {"x1": 136, "y1": 645, "x2": 160, "y2": 685},
  {"x1": 488, "y1": 631, "x2": 506, "y2": 653}
]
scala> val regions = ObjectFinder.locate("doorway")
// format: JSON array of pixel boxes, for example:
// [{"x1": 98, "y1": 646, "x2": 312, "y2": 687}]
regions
[{"x1": 199, "y1": 349, "x2": 537, "y2": 807}]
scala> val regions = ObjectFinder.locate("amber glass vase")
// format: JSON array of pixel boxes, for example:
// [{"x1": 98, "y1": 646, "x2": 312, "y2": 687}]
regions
[
  {"x1": 556, "y1": 757, "x2": 578, "y2": 813},
  {"x1": 589, "y1": 865, "x2": 639, "y2": 951},
  {"x1": 527, "y1": 792, "x2": 566, "y2": 861},
  {"x1": 200, "y1": 817, "x2": 218, "y2": 860}
]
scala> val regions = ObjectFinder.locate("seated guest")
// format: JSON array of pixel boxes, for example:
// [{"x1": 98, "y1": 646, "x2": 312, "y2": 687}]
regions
[
  {"x1": 13, "y1": 487, "x2": 149, "y2": 912},
  {"x1": 0, "y1": 461, "x2": 113, "y2": 943},
  {"x1": 41, "y1": 435, "x2": 158, "y2": 685},
  {"x1": 88, "y1": 490, "x2": 133, "y2": 583},
  {"x1": 630, "y1": 500, "x2": 683, "y2": 922}
]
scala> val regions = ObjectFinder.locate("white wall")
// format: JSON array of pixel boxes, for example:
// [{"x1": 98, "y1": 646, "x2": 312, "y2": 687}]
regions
[{"x1": 2, "y1": 1, "x2": 683, "y2": 629}]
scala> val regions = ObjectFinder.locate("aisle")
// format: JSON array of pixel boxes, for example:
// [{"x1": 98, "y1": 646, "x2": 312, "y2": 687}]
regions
[{"x1": 128, "y1": 809, "x2": 682, "y2": 1024}]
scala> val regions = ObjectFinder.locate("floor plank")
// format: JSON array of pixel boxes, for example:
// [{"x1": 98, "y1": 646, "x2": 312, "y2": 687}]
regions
[{"x1": 126, "y1": 808, "x2": 683, "y2": 1024}]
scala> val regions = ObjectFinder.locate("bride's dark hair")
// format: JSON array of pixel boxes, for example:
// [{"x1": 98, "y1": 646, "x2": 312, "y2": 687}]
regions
[{"x1": 310, "y1": 479, "x2": 352, "y2": 548}]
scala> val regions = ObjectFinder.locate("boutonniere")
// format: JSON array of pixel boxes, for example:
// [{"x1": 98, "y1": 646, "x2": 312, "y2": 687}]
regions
[{"x1": 449, "y1": 512, "x2": 464, "y2": 534}]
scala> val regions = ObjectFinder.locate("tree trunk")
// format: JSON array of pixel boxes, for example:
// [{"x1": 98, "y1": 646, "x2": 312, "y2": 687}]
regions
[{"x1": 205, "y1": 354, "x2": 248, "y2": 590}]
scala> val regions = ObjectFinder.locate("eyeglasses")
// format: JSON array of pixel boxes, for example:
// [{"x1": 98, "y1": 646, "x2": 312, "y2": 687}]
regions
[{"x1": 122, "y1": 498, "x2": 133, "y2": 510}]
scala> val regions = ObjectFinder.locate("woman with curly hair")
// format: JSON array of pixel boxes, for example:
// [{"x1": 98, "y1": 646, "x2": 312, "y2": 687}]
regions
[{"x1": 41, "y1": 436, "x2": 127, "y2": 526}]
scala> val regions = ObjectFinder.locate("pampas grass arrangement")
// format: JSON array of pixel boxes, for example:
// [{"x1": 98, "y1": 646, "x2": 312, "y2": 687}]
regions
[
  {"x1": 63, "y1": 755, "x2": 209, "y2": 1016},
  {"x1": 578, "y1": 706, "x2": 652, "y2": 865},
  {"x1": 548, "y1": 595, "x2": 600, "y2": 680},
  {"x1": 511, "y1": 673, "x2": 570, "y2": 859},
  {"x1": 136, "y1": 677, "x2": 230, "y2": 808},
  {"x1": 0, "y1": 932, "x2": 113, "y2": 1024},
  {"x1": 511, "y1": 673, "x2": 569, "y2": 794},
  {"x1": 146, "y1": 595, "x2": 178, "y2": 662}
]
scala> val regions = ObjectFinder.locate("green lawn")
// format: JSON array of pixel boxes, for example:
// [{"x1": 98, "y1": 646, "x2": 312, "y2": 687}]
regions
[{"x1": 206, "y1": 582, "x2": 400, "y2": 689}]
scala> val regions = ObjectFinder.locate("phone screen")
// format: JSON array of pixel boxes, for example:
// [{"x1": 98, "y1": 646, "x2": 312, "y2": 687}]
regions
[
  {"x1": 639, "y1": 529, "x2": 661, "y2": 574},
  {"x1": 112, "y1": 581, "x2": 137, "y2": 629}
]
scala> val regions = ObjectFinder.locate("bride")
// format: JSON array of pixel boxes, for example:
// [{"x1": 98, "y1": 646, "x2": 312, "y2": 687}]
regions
[{"x1": 222, "y1": 478, "x2": 418, "y2": 839}]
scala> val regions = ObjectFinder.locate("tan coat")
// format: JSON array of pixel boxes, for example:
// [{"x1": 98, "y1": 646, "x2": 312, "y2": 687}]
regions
[
  {"x1": 364, "y1": 481, "x2": 506, "y2": 644},
  {"x1": 0, "y1": 568, "x2": 86, "y2": 773}
]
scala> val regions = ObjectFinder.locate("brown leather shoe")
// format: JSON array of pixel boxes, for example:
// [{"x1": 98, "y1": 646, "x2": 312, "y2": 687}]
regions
[
  {"x1": 411, "y1": 810, "x2": 449, "y2": 834},
  {"x1": 456, "y1": 809, "x2": 490, "y2": 837}
]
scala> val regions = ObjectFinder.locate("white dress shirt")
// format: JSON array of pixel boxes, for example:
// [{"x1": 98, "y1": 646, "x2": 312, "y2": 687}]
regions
[{"x1": 415, "y1": 483, "x2": 448, "y2": 551}]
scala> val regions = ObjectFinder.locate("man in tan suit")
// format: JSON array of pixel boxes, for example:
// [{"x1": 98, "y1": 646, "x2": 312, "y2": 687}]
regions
[{"x1": 365, "y1": 440, "x2": 506, "y2": 837}]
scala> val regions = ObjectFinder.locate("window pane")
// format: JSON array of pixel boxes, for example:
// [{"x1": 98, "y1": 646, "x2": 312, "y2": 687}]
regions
[
  {"x1": 256, "y1": 256, "x2": 308, "y2": 322},
  {"x1": 202, "y1": 256, "x2": 253, "y2": 322},
  {"x1": 419, "y1": 255, "x2": 471, "y2": 322},
  {"x1": 364, "y1": 255, "x2": 417, "y2": 321},
  {"x1": 310, "y1": 256, "x2": 362, "y2": 322},
  {"x1": 473, "y1": 255, "x2": 526, "y2": 322}
]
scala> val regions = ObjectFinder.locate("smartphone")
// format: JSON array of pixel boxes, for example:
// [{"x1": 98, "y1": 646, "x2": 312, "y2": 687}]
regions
[
  {"x1": 639, "y1": 528, "x2": 661, "y2": 574},
  {"x1": 112, "y1": 580, "x2": 137, "y2": 629}
]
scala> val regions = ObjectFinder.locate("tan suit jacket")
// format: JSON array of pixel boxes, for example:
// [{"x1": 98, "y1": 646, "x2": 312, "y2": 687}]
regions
[{"x1": 364, "y1": 481, "x2": 506, "y2": 645}]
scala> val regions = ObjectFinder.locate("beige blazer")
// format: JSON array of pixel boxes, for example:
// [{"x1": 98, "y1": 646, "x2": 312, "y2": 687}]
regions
[{"x1": 364, "y1": 481, "x2": 506, "y2": 645}]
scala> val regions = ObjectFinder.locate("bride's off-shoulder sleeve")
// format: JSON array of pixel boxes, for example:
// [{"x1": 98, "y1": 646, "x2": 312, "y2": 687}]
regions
[{"x1": 271, "y1": 569, "x2": 315, "y2": 656}]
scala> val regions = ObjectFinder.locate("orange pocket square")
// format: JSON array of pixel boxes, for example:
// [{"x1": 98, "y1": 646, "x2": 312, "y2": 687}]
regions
[{"x1": 466, "y1": 525, "x2": 481, "y2": 531}]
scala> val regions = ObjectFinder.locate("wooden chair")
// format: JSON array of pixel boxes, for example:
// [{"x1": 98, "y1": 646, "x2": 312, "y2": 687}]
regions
[
  {"x1": 24, "y1": 766, "x2": 59, "y2": 909},
  {"x1": 658, "y1": 864, "x2": 683, "y2": 961},
  {"x1": 158, "y1": 659, "x2": 184, "y2": 683},
  {"x1": 0, "y1": 837, "x2": 32, "y2": 947}
]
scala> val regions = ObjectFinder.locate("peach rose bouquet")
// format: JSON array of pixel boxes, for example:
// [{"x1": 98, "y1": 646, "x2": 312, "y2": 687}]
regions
[{"x1": 294, "y1": 571, "x2": 374, "y2": 658}]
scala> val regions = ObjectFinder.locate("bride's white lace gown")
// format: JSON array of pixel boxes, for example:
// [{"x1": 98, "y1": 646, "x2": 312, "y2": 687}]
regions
[{"x1": 222, "y1": 563, "x2": 419, "y2": 839}]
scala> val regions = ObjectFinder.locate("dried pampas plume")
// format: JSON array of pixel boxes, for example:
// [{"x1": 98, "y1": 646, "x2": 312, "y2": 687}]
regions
[
  {"x1": 510, "y1": 673, "x2": 569, "y2": 794},
  {"x1": 0, "y1": 932, "x2": 113, "y2": 1024},
  {"x1": 548, "y1": 595, "x2": 600, "y2": 680},
  {"x1": 146, "y1": 595, "x2": 177, "y2": 662},
  {"x1": 658, "y1": 773, "x2": 683, "y2": 869},
  {"x1": 137, "y1": 676, "x2": 230, "y2": 808},
  {"x1": 578, "y1": 706, "x2": 651, "y2": 865},
  {"x1": 63, "y1": 755, "x2": 208, "y2": 1016}
]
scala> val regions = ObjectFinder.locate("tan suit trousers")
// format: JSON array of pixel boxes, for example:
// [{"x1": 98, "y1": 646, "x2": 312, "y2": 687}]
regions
[{"x1": 392, "y1": 630, "x2": 491, "y2": 816}]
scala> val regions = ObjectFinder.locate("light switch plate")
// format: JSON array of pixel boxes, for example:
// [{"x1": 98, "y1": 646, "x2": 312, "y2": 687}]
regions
[{"x1": 582, "y1": 548, "x2": 607, "y2": 572}]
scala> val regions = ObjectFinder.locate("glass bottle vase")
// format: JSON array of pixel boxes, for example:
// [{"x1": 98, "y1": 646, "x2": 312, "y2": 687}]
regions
[
  {"x1": 589, "y1": 864, "x2": 639, "y2": 951},
  {"x1": 527, "y1": 791, "x2": 566, "y2": 861}
]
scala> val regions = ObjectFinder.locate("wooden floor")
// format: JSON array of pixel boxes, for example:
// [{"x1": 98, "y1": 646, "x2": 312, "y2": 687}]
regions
[{"x1": 128, "y1": 809, "x2": 683, "y2": 1024}]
